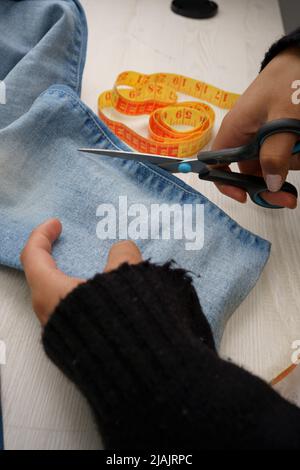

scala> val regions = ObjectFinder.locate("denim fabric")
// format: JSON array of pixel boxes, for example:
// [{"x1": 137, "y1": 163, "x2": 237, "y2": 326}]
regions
[
  {"x1": 0, "y1": 0, "x2": 87, "y2": 125},
  {"x1": 0, "y1": 0, "x2": 270, "y2": 346}
]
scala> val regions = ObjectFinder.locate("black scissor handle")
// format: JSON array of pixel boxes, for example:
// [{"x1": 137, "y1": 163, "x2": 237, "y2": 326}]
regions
[
  {"x1": 197, "y1": 118, "x2": 300, "y2": 166},
  {"x1": 256, "y1": 118, "x2": 300, "y2": 152},
  {"x1": 199, "y1": 169, "x2": 298, "y2": 209},
  {"x1": 197, "y1": 118, "x2": 300, "y2": 208}
]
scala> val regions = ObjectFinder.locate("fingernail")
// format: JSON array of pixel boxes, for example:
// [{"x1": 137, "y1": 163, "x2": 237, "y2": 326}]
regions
[{"x1": 266, "y1": 174, "x2": 282, "y2": 192}]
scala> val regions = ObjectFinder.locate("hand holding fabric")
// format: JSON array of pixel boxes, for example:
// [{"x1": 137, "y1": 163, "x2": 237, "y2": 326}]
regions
[{"x1": 21, "y1": 219, "x2": 142, "y2": 325}]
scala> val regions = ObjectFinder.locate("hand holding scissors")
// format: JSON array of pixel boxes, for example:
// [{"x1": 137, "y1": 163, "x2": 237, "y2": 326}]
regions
[
  {"x1": 80, "y1": 118, "x2": 300, "y2": 209},
  {"x1": 213, "y1": 47, "x2": 300, "y2": 208}
]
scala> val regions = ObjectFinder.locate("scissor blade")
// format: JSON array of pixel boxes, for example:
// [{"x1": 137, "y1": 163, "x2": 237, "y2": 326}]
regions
[{"x1": 79, "y1": 148, "x2": 183, "y2": 166}]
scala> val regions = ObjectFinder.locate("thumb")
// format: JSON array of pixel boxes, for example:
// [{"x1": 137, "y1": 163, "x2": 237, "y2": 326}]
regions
[
  {"x1": 260, "y1": 132, "x2": 298, "y2": 192},
  {"x1": 21, "y1": 218, "x2": 84, "y2": 324},
  {"x1": 21, "y1": 218, "x2": 64, "y2": 288},
  {"x1": 104, "y1": 240, "x2": 143, "y2": 273}
]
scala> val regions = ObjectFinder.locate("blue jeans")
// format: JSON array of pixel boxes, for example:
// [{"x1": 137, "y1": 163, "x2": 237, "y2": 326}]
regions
[{"x1": 0, "y1": 0, "x2": 270, "y2": 346}]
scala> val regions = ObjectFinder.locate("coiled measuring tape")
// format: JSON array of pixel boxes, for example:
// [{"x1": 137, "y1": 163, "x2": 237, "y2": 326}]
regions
[{"x1": 98, "y1": 71, "x2": 240, "y2": 158}]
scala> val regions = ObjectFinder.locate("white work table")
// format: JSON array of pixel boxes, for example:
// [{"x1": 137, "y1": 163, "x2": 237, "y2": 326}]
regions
[{"x1": 1, "y1": 0, "x2": 299, "y2": 450}]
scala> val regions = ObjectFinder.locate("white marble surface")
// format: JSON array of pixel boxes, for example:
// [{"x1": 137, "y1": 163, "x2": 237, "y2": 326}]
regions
[{"x1": 1, "y1": 0, "x2": 299, "y2": 450}]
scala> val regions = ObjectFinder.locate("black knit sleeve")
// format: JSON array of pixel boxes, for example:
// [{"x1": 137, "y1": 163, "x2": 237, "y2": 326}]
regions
[
  {"x1": 42, "y1": 261, "x2": 300, "y2": 450},
  {"x1": 261, "y1": 27, "x2": 300, "y2": 70}
]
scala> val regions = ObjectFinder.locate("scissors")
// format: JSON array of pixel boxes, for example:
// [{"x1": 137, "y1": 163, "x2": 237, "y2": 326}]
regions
[{"x1": 79, "y1": 118, "x2": 300, "y2": 209}]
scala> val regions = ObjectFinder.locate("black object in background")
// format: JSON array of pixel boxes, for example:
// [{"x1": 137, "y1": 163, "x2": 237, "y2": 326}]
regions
[{"x1": 171, "y1": 0, "x2": 218, "y2": 19}]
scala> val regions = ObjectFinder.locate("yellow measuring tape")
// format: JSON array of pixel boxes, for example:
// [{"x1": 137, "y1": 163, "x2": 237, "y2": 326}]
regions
[{"x1": 98, "y1": 71, "x2": 240, "y2": 158}]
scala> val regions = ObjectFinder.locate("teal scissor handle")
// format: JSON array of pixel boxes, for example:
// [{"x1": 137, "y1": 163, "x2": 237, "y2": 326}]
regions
[{"x1": 294, "y1": 141, "x2": 300, "y2": 154}]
